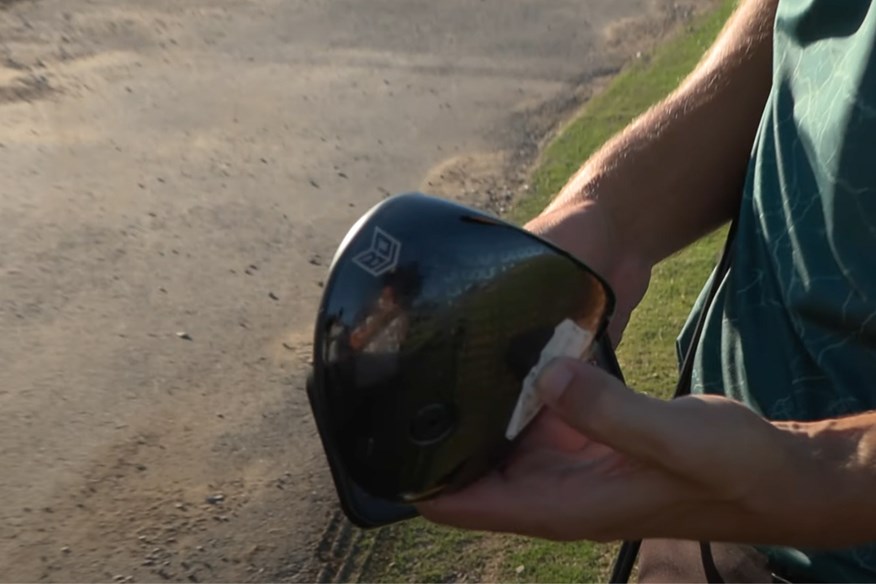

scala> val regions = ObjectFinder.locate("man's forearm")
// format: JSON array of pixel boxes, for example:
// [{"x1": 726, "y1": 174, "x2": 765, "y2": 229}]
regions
[
  {"x1": 661, "y1": 412, "x2": 876, "y2": 548},
  {"x1": 546, "y1": 0, "x2": 778, "y2": 266},
  {"x1": 773, "y1": 413, "x2": 876, "y2": 547}
]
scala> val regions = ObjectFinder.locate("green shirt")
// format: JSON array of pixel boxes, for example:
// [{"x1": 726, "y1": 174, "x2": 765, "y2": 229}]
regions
[{"x1": 680, "y1": 0, "x2": 876, "y2": 580}]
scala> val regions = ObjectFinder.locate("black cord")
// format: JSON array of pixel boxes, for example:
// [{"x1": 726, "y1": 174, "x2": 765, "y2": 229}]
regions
[{"x1": 608, "y1": 540, "x2": 642, "y2": 584}]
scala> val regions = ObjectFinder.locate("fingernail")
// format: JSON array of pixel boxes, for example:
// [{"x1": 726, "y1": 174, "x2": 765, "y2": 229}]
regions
[{"x1": 536, "y1": 359, "x2": 573, "y2": 405}]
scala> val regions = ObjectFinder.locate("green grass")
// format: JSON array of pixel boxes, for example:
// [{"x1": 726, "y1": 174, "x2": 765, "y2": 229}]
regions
[
  {"x1": 358, "y1": 520, "x2": 615, "y2": 583},
  {"x1": 360, "y1": 2, "x2": 736, "y2": 582}
]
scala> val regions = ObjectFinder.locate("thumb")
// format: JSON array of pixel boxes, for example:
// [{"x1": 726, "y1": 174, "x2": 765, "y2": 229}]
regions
[{"x1": 535, "y1": 357, "x2": 680, "y2": 466}]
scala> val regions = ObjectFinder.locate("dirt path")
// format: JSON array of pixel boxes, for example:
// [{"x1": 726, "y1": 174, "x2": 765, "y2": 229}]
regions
[{"x1": 0, "y1": 0, "x2": 710, "y2": 581}]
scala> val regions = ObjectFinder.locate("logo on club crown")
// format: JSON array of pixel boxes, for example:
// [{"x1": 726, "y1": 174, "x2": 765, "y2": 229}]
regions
[{"x1": 353, "y1": 227, "x2": 401, "y2": 276}]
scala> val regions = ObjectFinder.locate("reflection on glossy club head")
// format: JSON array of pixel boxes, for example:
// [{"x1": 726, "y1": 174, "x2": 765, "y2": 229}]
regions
[{"x1": 306, "y1": 192, "x2": 615, "y2": 527}]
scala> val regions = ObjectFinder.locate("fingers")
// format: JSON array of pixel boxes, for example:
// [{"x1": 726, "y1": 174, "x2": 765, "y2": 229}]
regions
[
  {"x1": 535, "y1": 358, "x2": 700, "y2": 473},
  {"x1": 512, "y1": 412, "x2": 590, "y2": 453},
  {"x1": 536, "y1": 358, "x2": 784, "y2": 503},
  {"x1": 415, "y1": 359, "x2": 768, "y2": 542},
  {"x1": 415, "y1": 471, "x2": 512, "y2": 533},
  {"x1": 414, "y1": 467, "x2": 596, "y2": 538},
  {"x1": 416, "y1": 460, "x2": 692, "y2": 541}
]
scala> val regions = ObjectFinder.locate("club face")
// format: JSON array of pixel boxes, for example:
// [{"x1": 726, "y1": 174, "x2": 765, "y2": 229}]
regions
[{"x1": 308, "y1": 193, "x2": 615, "y2": 527}]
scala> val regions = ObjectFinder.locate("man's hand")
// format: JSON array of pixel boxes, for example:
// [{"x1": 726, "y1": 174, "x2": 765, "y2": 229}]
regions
[{"x1": 417, "y1": 358, "x2": 876, "y2": 548}]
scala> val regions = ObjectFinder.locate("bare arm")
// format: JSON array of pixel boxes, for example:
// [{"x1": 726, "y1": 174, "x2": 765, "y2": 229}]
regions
[
  {"x1": 721, "y1": 412, "x2": 876, "y2": 548},
  {"x1": 535, "y1": 0, "x2": 778, "y2": 269}
]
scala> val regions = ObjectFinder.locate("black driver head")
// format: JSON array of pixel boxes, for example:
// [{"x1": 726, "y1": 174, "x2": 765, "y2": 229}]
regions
[{"x1": 306, "y1": 192, "x2": 617, "y2": 527}]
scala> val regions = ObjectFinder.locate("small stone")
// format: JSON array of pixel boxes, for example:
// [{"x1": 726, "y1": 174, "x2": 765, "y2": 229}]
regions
[
  {"x1": 176, "y1": 331, "x2": 192, "y2": 341},
  {"x1": 515, "y1": 565, "x2": 525, "y2": 575},
  {"x1": 61, "y1": 546, "x2": 71, "y2": 554},
  {"x1": 205, "y1": 494, "x2": 225, "y2": 505},
  {"x1": 268, "y1": 292, "x2": 279, "y2": 301},
  {"x1": 142, "y1": 559, "x2": 155, "y2": 566},
  {"x1": 337, "y1": 172, "x2": 348, "y2": 179},
  {"x1": 196, "y1": 546, "x2": 205, "y2": 552},
  {"x1": 113, "y1": 575, "x2": 125, "y2": 582},
  {"x1": 175, "y1": 503, "x2": 186, "y2": 510},
  {"x1": 282, "y1": 342, "x2": 294, "y2": 351},
  {"x1": 309, "y1": 179, "x2": 320, "y2": 189}
]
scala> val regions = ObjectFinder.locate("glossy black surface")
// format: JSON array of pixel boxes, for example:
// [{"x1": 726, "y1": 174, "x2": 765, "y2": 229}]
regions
[{"x1": 308, "y1": 193, "x2": 616, "y2": 526}]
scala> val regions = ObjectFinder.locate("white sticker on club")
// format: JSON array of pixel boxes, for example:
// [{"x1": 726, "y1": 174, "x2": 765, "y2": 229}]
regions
[{"x1": 504, "y1": 319, "x2": 594, "y2": 440}]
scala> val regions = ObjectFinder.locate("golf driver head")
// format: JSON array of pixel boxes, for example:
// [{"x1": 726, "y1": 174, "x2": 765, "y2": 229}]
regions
[{"x1": 307, "y1": 193, "x2": 618, "y2": 527}]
